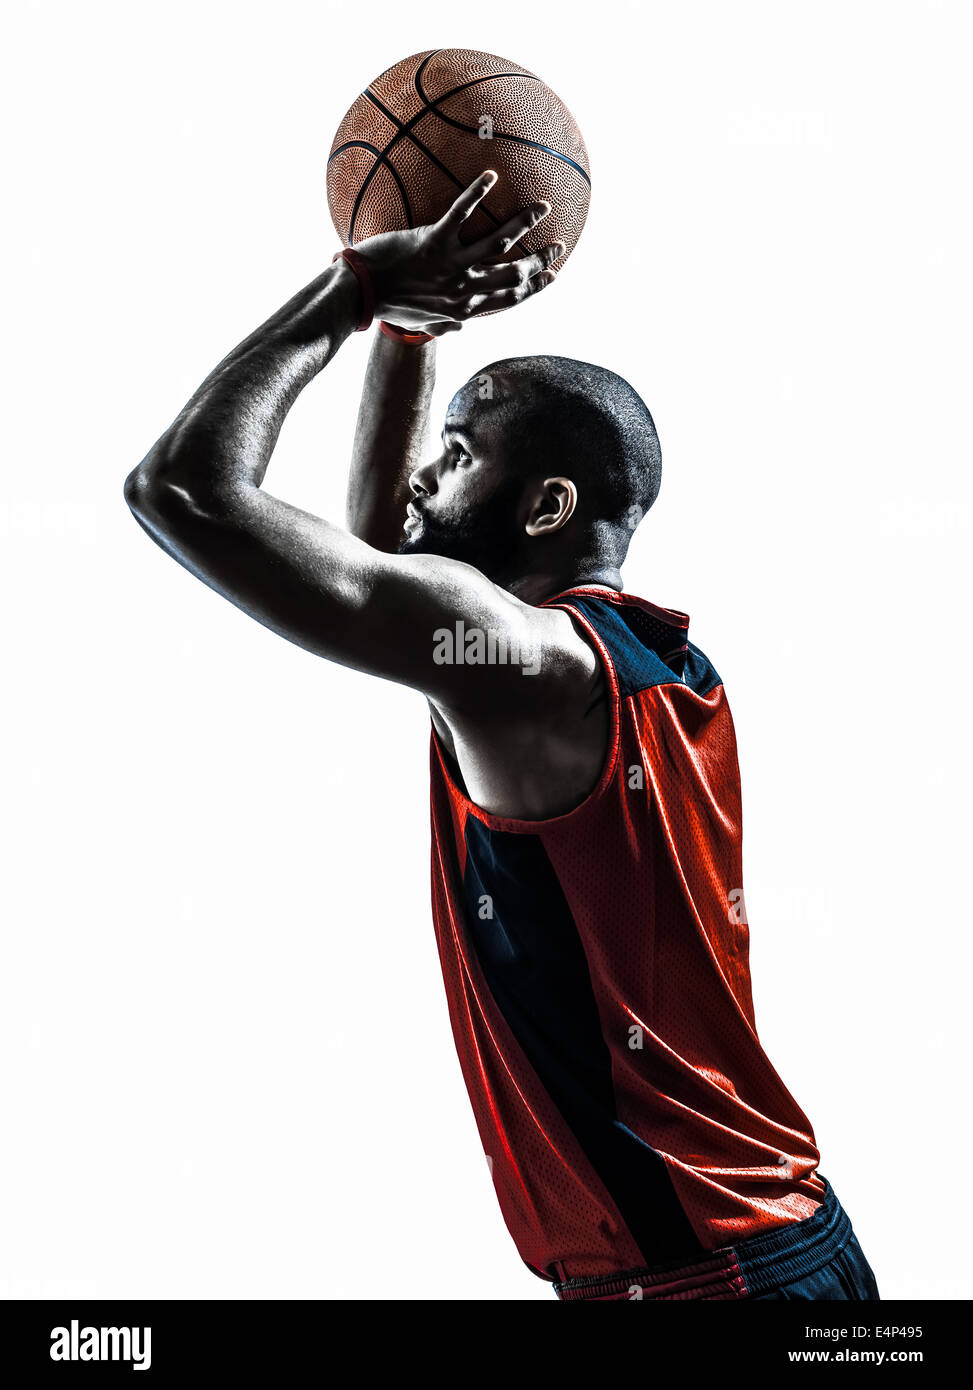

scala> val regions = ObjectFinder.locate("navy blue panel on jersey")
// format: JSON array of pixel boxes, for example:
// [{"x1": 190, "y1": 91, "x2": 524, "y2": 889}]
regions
[
  {"x1": 682, "y1": 641, "x2": 723, "y2": 697},
  {"x1": 462, "y1": 815, "x2": 705, "y2": 1265},
  {"x1": 566, "y1": 597, "x2": 722, "y2": 699}
]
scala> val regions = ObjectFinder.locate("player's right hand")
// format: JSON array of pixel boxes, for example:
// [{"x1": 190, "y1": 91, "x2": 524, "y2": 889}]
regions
[{"x1": 352, "y1": 171, "x2": 563, "y2": 335}]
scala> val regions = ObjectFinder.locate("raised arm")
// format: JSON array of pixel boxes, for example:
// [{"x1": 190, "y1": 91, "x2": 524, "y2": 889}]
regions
[
  {"x1": 123, "y1": 173, "x2": 584, "y2": 715},
  {"x1": 346, "y1": 330, "x2": 437, "y2": 553}
]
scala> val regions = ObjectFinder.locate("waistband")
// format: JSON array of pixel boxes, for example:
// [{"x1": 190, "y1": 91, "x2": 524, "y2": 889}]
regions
[{"x1": 553, "y1": 1176, "x2": 851, "y2": 1301}]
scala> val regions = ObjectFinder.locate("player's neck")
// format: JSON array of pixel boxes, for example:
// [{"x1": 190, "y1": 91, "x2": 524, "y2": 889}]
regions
[{"x1": 508, "y1": 565, "x2": 623, "y2": 606}]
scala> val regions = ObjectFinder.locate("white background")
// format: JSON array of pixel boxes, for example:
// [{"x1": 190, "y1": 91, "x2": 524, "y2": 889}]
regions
[{"x1": 3, "y1": 1, "x2": 970, "y2": 1300}]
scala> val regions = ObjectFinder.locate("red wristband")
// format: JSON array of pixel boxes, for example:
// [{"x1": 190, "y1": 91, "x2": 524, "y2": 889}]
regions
[
  {"x1": 379, "y1": 320, "x2": 435, "y2": 346},
  {"x1": 332, "y1": 248, "x2": 375, "y2": 331}
]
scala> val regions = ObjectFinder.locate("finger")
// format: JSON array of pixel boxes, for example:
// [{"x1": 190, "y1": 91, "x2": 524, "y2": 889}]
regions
[
  {"x1": 465, "y1": 268, "x2": 557, "y2": 318},
  {"x1": 469, "y1": 242, "x2": 565, "y2": 292},
  {"x1": 435, "y1": 170, "x2": 499, "y2": 235},
  {"x1": 460, "y1": 200, "x2": 552, "y2": 264}
]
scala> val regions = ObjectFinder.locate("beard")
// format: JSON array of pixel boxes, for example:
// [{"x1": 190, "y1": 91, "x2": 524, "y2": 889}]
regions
[{"x1": 396, "y1": 477, "x2": 524, "y2": 585}]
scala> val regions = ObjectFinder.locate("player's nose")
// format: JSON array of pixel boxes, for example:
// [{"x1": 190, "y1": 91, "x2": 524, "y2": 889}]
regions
[{"x1": 408, "y1": 458, "x2": 438, "y2": 497}]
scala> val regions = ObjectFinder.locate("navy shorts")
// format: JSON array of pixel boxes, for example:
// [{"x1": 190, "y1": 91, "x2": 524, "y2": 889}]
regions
[{"x1": 553, "y1": 1175, "x2": 880, "y2": 1301}]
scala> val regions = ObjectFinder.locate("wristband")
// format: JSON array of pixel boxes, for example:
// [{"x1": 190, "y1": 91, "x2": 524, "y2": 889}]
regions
[
  {"x1": 380, "y1": 320, "x2": 435, "y2": 346},
  {"x1": 332, "y1": 248, "x2": 375, "y2": 332}
]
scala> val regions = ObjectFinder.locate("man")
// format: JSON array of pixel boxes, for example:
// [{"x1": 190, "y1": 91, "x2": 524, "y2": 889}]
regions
[{"x1": 125, "y1": 170, "x2": 879, "y2": 1301}]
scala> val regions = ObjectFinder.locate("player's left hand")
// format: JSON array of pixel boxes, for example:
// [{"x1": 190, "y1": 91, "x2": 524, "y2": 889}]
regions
[{"x1": 351, "y1": 170, "x2": 563, "y2": 335}]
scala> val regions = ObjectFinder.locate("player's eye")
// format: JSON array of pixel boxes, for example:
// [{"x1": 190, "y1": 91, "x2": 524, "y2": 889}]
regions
[{"x1": 452, "y1": 446, "x2": 472, "y2": 465}]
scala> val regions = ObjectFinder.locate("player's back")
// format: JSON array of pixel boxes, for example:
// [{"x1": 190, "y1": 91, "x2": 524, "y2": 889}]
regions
[{"x1": 428, "y1": 585, "x2": 826, "y2": 1285}]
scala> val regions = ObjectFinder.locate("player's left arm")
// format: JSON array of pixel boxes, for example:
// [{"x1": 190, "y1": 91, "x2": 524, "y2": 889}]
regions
[{"x1": 124, "y1": 174, "x2": 580, "y2": 712}]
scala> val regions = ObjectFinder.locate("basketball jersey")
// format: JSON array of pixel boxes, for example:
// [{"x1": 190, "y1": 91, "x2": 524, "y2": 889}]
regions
[{"x1": 428, "y1": 586, "x2": 826, "y2": 1283}]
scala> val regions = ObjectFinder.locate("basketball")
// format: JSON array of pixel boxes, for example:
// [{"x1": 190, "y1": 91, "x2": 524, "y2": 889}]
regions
[{"x1": 327, "y1": 49, "x2": 590, "y2": 274}]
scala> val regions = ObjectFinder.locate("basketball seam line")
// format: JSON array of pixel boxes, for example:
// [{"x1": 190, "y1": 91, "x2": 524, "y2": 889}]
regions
[
  {"x1": 413, "y1": 59, "x2": 591, "y2": 187},
  {"x1": 329, "y1": 138, "x2": 417, "y2": 230}
]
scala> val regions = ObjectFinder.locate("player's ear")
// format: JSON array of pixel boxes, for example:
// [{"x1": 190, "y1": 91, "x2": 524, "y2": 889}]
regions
[{"x1": 525, "y1": 477, "x2": 577, "y2": 537}]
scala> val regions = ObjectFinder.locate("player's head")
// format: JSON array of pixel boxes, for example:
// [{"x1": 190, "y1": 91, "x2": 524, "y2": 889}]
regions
[{"x1": 397, "y1": 355, "x2": 662, "y2": 586}]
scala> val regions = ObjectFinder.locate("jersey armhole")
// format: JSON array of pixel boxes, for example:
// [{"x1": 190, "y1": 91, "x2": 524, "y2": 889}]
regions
[{"x1": 428, "y1": 600, "x2": 623, "y2": 835}]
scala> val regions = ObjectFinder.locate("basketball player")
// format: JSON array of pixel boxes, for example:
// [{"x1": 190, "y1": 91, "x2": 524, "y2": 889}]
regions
[{"x1": 125, "y1": 171, "x2": 880, "y2": 1301}]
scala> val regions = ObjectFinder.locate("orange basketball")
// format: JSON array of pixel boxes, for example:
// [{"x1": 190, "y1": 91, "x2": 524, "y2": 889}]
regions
[{"x1": 327, "y1": 49, "x2": 590, "y2": 275}]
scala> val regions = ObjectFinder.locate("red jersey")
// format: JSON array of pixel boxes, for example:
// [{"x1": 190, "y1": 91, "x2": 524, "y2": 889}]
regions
[{"x1": 428, "y1": 586, "x2": 825, "y2": 1284}]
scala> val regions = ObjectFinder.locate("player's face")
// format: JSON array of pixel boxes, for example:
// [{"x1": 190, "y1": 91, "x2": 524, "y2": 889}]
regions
[{"x1": 397, "y1": 378, "x2": 525, "y2": 580}]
